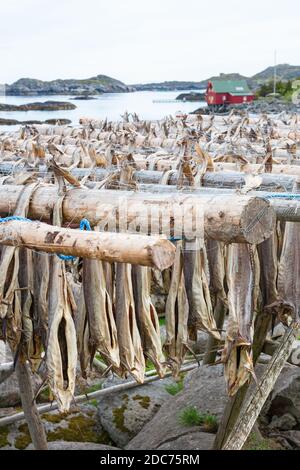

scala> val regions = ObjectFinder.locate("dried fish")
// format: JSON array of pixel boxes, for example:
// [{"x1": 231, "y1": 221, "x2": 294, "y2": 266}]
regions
[
  {"x1": 46, "y1": 196, "x2": 77, "y2": 412},
  {"x1": 164, "y1": 241, "x2": 189, "y2": 376},
  {"x1": 184, "y1": 239, "x2": 221, "y2": 341},
  {"x1": 115, "y1": 263, "x2": 145, "y2": 383},
  {"x1": 83, "y1": 258, "x2": 120, "y2": 369},
  {"x1": 222, "y1": 244, "x2": 258, "y2": 396},
  {"x1": 132, "y1": 265, "x2": 165, "y2": 377}
]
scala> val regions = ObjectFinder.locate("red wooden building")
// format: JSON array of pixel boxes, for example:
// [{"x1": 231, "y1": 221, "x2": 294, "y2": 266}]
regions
[{"x1": 205, "y1": 80, "x2": 254, "y2": 107}]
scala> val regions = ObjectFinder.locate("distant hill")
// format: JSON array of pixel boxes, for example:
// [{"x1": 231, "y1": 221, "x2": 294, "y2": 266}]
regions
[
  {"x1": 1, "y1": 75, "x2": 132, "y2": 96},
  {"x1": 133, "y1": 65, "x2": 300, "y2": 92},
  {"x1": 1, "y1": 64, "x2": 300, "y2": 95},
  {"x1": 250, "y1": 64, "x2": 300, "y2": 85}
]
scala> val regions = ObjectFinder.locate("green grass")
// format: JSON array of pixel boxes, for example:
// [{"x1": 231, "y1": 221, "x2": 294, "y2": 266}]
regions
[
  {"x1": 179, "y1": 407, "x2": 218, "y2": 432},
  {"x1": 165, "y1": 378, "x2": 184, "y2": 396},
  {"x1": 86, "y1": 383, "x2": 102, "y2": 394},
  {"x1": 145, "y1": 359, "x2": 155, "y2": 372},
  {"x1": 159, "y1": 317, "x2": 166, "y2": 327},
  {"x1": 87, "y1": 399, "x2": 99, "y2": 408},
  {"x1": 243, "y1": 431, "x2": 281, "y2": 450}
]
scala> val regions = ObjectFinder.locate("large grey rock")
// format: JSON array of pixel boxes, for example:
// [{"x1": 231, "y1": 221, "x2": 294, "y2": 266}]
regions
[
  {"x1": 157, "y1": 431, "x2": 214, "y2": 450},
  {"x1": 2, "y1": 404, "x2": 114, "y2": 450},
  {"x1": 269, "y1": 430, "x2": 300, "y2": 450},
  {"x1": 269, "y1": 413, "x2": 297, "y2": 431},
  {"x1": 0, "y1": 372, "x2": 21, "y2": 407},
  {"x1": 27, "y1": 442, "x2": 119, "y2": 450},
  {"x1": 127, "y1": 365, "x2": 226, "y2": 450},
  {"x1": 98, "y1": 377, "x2": 175, "y2": 448},
  {"x1": 260, "y1": 364, "x2": 300, "y2": 427}
]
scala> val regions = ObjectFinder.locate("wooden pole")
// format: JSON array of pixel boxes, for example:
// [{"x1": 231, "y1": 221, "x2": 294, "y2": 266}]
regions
[
  {"x1": 15, "y1": 361, "x2": 48, "y2": 450},
  {"x1": 223, "y1": 326, "x2": 296, "y2": 450},
  {"x1": 0, "y1": 185, "x2": 276, "y2": 244},
  {"x1": 0, "y1": 163, "x2": 296, "y2": 192},
  {"x1": 213, "y1": 308, "x2": 273, "y2": 449},
  {"x1": 0, "y1": 219, "x2": 175, "y2": 270}
]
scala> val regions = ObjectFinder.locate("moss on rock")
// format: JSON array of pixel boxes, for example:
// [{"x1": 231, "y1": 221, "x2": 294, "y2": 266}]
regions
[
  {"x1": 132, "y1": 395, "x2": 151, "y2": 410},
  {"x1": 47, "y1": 414, "x2": 112, "y2": 445},
  {"x1": 0, "y1": 426, "x2": 9, "y2": 448},
  {"x1": 112, "y1": 394, "x2": 131, "y2": 434},
  {"x1": 15, "y1": 423, "x2": 32, "y2": 450}
]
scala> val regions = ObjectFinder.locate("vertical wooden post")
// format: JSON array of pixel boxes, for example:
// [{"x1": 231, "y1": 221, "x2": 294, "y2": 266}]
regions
[
  {"x1": 213, "y1": 311, "x2": 271, "y2": 449},
  {"x1": 223, "y1": 326, "x2": 296, "y2": 450},
  {"x1": 15, "y1": 361, "x2": 48, "y2": 450}
]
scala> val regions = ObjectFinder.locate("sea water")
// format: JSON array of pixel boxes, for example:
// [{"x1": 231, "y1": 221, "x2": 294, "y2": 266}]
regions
[{"x1": 0, "y1": 90, "x2": 205, "y2": 131}]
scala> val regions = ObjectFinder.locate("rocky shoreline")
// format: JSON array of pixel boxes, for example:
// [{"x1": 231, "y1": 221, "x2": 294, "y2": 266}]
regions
[
  {"x1": 0, "y1": 101, "x2": 76, "y2": 111},
  {"x1": 176, "y1": 92, "x2": 205, "y2": 102},
  {"x1": 192, "y1": 98, "x2": 300, "y2": 115},
  {"x1": 0, "y1": 118, "x2": 71, "y2": 126}
]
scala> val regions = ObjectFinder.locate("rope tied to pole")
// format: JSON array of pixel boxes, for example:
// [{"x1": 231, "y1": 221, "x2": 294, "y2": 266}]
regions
[{"x1": 0, "y1": 215, "x2": 92, "y2": 261}]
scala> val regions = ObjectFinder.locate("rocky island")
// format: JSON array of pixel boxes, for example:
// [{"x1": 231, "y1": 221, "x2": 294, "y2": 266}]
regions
[
  {"x1": 0, "y1": 101, "x2": 76, "y2": 111},
  {"x1": 1, "y1": 75, "x2": 132, "y2": 96}
]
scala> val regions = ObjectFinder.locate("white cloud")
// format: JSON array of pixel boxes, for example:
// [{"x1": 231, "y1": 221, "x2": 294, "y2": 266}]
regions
[{"x1": 0, "y1": 0, "x2": 299, "y2": 84}]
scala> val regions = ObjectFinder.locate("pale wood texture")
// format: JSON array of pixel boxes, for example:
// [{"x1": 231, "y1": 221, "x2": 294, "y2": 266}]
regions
[
  {"x1": 15, "y1": 361, "x2": 48, "y2": 450},
  {"x1": 223, "y1": 326, "x2": 296, "y2": 450},
  {"x1": 0, "y1": 219, "x2": 175, "y2": 270},
  {"x1": 0, "y1": 185, "x2": 276, "y2": 244}
]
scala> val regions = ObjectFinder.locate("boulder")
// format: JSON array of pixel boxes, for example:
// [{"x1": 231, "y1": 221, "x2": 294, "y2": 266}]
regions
[
  {"x1": 98, "y1": 376, "x2": 175, "y2": 448},
  {"x1": 157, "y1": 431, "x2": 214, "y2": 450},
  {"x1": 269, "y1": 413, "x2": 297, "y2": 431},
  {"x1": 126, "y1": 365, "x2": 227, "y2": 450},
  {"x1": 27, "y1": 441, "x2": 119, "y2": 450},
  {"x1": 1, "y1": 404, "x2": 114, "y2": 450},
  {"x1": 260, "y1": 364, "x2": 300, "y2": 427}
]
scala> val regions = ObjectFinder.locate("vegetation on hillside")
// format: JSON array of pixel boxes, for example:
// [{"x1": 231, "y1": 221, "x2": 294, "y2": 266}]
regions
[{"x1": 256, "y1": 78, "x2": 300, "y2": 101}]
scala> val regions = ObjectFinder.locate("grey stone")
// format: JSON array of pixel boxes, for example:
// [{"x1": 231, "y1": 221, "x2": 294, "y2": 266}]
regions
[
  {"x1": 157, "y1": 431, "x2": 214, "y2": 450},
  {"x1": 26, "y1": 441, "x2": 119, "y2": 450},
  {"x1": 269, "y1": 430, "x2": 300, "y2": 450},
  {"x1": 260, "y1": 364, "x2": 300, "y2": 426},
  {"x1": 126, "y1": 365, "x2": 226, "y2": 450},
  {"x1": 269, "y1": 413, "x2": 297, "y2": 430},
  {"x1": 98, "y1": 377, "x2": 175, "y2": 448}
]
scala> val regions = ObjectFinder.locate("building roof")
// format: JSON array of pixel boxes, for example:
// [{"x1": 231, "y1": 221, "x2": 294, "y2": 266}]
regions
[{"x1": 210, "y1": 80, "x2": 253, "y2": 95}]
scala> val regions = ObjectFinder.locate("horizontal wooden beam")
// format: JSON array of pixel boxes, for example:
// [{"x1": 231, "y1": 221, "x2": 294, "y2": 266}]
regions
[
  {"x1": 0, "y1": 219, "x2": 175, "y2": 270},
  {"x1": 0, "y1": 185, "x2": 275, "y2": 244}
]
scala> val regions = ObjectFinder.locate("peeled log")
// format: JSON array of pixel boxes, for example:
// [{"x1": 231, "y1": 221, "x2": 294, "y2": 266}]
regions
[
  {"x1": 0, "y1": 185, "x2": 275, "y2": 244},
  {"x1": 0, "y1": 219, "x2": 175, "y2": 270},
  {"x1": 0, "y1": 163, "x2": 296, "y2": 192}
]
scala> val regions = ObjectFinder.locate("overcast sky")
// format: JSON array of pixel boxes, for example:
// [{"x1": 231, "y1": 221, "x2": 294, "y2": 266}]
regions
[{"x1": 1, "y1": 0, "x2": 299, "y2": 84}]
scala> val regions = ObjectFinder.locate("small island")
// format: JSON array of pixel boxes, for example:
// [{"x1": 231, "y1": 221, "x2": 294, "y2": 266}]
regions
[{"x1": 0, "y1": 101, "x2": 76, "y2": 111}]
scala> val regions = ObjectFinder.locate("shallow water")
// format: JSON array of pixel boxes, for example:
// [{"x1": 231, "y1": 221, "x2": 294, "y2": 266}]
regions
[{"x1": 0, "y1": 91, "x2": 205, "y2": 131}]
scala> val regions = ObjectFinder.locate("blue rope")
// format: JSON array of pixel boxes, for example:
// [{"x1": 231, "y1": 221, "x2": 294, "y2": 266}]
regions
[
  {"x1": 58, "y1": 217, "x2": 91, "y2": 261},
  {"x1": 0, "y1": 216, "x2": 31, "y2": 224},
  {"x1": 264, "y1": 193, "x2": 300, "y2": 200},
  {"x1": 0, "y1": 215, "x2": 92, "y2": 262}
]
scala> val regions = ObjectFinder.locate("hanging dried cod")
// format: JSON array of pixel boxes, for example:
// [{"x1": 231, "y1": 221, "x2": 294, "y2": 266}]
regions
[
  {"x1": 18, "y1": 247, "x2": 43, "y2": 370},
  {"x1": 183, "y1": 239, "x2": 221, "y2": 341},
  {"x1": 257, "y1": 229, "x2": 294, "y2": 325},
  {"x1": 32, "y1": 252, "x2": 49, "y2": 350},
  {"x1": 222, "y1": 243, "x2": 258, "y2": 396},
  {"x1": 277, "y1": 212, "x2": 300, "y2": 324},
  {"x1": 0, "y1": 183, "x2": 38, "y2": 354},
  {"x1": 115, "y1": 263, "x2": 145, "y2": 383},
  {"x1": 132, "y1": 265, "x2": 165, "y2": 377},
  {"x1": 82, "y1": 254, "x2": 120, "y2": 370},
  {"x1": 164, "y1": 241, "x2": 189, "y2": 377},
  {"x1": 46, "y1": 195, "x2": 77, "y2": 412}
]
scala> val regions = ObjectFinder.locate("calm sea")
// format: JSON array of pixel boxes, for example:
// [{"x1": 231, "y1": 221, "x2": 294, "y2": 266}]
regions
[{"x1": 0, "y1": 91, "x2": 205, "y2": 131}]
